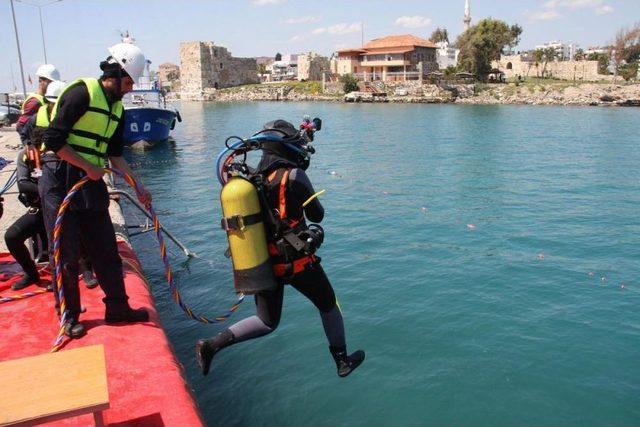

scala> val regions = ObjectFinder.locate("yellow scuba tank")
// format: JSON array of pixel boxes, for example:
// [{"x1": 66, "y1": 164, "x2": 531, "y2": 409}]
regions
[{"x1": 220, "y1": 175, "x2": 278, "y2": 294}]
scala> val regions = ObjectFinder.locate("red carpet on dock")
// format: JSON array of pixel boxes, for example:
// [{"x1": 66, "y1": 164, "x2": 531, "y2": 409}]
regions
[{"x1": 0, "y1": 242, "x2": 203, "y2": 426}]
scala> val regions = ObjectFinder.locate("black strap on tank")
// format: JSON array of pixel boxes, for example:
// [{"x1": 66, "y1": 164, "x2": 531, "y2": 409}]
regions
[{"x1": 221, "y1": 212, "x2": 263, "y2": 231}]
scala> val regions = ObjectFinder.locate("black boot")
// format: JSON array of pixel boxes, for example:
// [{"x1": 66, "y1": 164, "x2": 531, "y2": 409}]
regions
[
  {"x1": 196, "y1": 330, "x2": 235, "y2": 376},
  {"x1": 11, "y1": 273, "x2": 39, "y2": 290},
  {"x1": 105, "y1": 304, "x2": 149, "y2": 324},
  {"x1": 330, "y1": 346, "x2": 365, "y2": 378},
  {"x1": 64, "y1": 319, "x2": 86, "y2": 338},
  {"x1": 82, "y1": 269, "x2": 99, "y2": 289}
]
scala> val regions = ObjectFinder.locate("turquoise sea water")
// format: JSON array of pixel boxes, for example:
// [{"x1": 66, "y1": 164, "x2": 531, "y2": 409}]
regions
[{"x1": 124, "y1": 103, "x2": 640, "y2": 427}]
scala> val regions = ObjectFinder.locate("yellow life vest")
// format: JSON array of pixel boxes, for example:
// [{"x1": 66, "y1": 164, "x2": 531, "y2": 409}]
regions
[
  {"x1": 35, "y1": 104, "x2": 51, "y2": 128},
  {"x1": 21, "y1": 94, "x2": 45, "y2": 114},
  {"x1": 51, "y1": 78, "x2": 123, "y2": 167}
]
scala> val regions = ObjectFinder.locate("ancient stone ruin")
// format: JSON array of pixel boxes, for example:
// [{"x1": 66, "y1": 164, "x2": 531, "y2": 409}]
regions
[{"x1": 180, "y1": 41, "x2": 259, "y2": 100}]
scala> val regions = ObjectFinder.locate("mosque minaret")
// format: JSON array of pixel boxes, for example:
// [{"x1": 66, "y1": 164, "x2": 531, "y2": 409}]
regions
[{"x1": 464, "y1": 0, "x2": 472, "y2": 32}]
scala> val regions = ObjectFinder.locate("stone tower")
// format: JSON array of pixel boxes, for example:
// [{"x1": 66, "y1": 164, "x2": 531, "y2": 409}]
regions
[{"x1": 464, "y1": 0, "x2": 472, "y2": 32}]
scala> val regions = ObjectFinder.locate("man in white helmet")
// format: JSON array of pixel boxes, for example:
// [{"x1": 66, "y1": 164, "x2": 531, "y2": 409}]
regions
[
  {"x1": 4, "y1": 80, "x2": 66, "y2": 291},
  {"x1": 39, "y1": 43, "x2": 151, "y2": 338},
  {"x1": 16, "y1": 64, "x2": 61, "y2": 137}
]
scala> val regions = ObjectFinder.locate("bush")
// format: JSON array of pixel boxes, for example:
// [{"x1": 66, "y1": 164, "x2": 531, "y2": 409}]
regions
[{"x1": 340, "y1": 74, "x2": 359, "y2": 93}]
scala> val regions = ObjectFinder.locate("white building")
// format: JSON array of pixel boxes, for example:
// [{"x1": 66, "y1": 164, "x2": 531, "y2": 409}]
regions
[
  {"x1": 436, "y1": 41, "x2": 459, "y2": 69},
  {"x1": 268, "y1": 54, "x2": 299, "y2": 80},
  {"x1": 584, "y1": 47, "x2": 608, "y2": 56},
  {"x1": 535, "y1": 41, "x2": 580, "y2": 61}
]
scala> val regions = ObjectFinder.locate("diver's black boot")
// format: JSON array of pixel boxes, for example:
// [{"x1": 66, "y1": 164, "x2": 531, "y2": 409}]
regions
[
  {"x1": 196, "y1": 330, "x2": 235, "y2": 376},
  {"x1": 330, "y1": 346, "x2": 365, "y2": 378}
]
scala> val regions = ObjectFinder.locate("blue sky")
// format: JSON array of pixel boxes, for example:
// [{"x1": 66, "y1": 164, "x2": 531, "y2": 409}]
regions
[{"x1": 1, "y1": 0, "x2": 638, "y2": 93}]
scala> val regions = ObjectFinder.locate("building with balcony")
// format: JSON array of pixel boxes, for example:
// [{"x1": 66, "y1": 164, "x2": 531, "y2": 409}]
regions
[
  {"x1": 336, "y1": 34, "x2": 438, "y2": 81},
  {"x1": 534, "y1": 41, "x2": 580, "y2": 61}
]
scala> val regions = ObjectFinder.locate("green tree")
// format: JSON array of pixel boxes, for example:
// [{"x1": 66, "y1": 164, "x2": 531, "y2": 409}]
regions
[
  {"x1": 456, "y1": 18, "x2": 523, "y2": 78},
  {"x1": 612, "y1": 23, "x2": 640, "y2": 79},
  {"x1": 430, "y1": 27, "x2": 449, "y2": 44},
  {"x1": 340, "y1": 74, "x2": 359, "y2": 93},
  {"x1": 587, "y1": 52, "x2": 610, "y2": 74},
  {"x1": 257, "y1": 64, "x2": 267, "y2": 75},
  {"x1": 541, "y1": 47, "x2": 557, "y2": 77},
  {"x1": 275, "y1": 52, "x2": 282, "y2": 61},
  {"x1": 574, "y1": 48, "x2": 586, "y2": 61},
  {"x1": 617, "y1": 62, "x2": 638, "y2": 81}
]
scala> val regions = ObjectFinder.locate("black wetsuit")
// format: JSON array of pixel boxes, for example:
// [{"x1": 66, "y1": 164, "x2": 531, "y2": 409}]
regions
[
  {"x1": 225, "y1": 165, "x2": 346, "y2": 348},
  {"x1": 4, "y1": 145, "x2": 47, "y2": 280}
]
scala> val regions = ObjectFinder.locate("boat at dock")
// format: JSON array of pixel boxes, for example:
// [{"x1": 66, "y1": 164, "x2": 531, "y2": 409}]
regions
[
  {"x1": 121, "y1": 32, "x2": 181, "y2": 149},
  {"x1": 123, "y1": 87, "x2": 181, "y2": 148}
]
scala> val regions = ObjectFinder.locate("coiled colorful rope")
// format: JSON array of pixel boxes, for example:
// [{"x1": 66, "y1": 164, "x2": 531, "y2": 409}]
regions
[
  {"x1": 51, "y1": 167, "x2": 244, "y2": 352},
  {"x1": 0, "y1": 288, "x2": 49, "y2": 304}
]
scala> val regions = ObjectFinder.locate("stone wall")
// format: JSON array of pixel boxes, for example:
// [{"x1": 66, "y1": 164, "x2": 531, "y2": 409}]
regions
[
  {"x1": 297, "y1": 53, "x2": 330, "y2": 81},
  {"x1": 158, "y1": 63, "x2": 180, "y2": 82},
  {"x1": 180, "y1": 41, "x2": 260, "y2": 100},
  {"x1": 493, "y1": 55, "x2": 615, "y2": 82}
]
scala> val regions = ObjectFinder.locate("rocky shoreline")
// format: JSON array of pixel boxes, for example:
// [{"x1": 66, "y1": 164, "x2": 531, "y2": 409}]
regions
[{"x1": 177, "y1": 82, "x2": 640, "y2": 107}]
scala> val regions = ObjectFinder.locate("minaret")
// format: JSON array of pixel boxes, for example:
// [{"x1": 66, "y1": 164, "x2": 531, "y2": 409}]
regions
[{"x1": 464, "y1": 0, "x2": 472, "y2": 32}]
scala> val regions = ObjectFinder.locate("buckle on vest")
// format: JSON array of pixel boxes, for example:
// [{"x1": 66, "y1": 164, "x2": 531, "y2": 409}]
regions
[{"x1": 221, "y1": 215, "x2": 245, "y2": 231}]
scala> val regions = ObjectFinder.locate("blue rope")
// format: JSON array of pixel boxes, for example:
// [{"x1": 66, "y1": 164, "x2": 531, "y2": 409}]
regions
[{"x1": 0, "y1": 170, "x2": 17, "y2": 195}]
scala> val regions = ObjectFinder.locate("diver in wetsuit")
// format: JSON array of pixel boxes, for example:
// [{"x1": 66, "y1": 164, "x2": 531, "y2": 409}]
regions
[{"x1": 196, "y1": 119, "x2": 365, "y2": 378}]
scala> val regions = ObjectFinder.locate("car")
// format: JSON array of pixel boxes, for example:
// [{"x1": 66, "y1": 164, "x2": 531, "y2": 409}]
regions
[{"x1": 0, "y1": 104, "x2": 20, "y2": 126}]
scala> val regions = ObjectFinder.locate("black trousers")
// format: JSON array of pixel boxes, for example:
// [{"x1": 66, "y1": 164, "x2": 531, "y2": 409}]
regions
[
  {"x1": 256, "y1": 264, "x2": 337, "y2": 329},
  {"x1": 4, "y1": 208, "x2": 47, "y2": 278},
  {"x1": 39, "y1": 159, "x2": 128, "y2": 319}
]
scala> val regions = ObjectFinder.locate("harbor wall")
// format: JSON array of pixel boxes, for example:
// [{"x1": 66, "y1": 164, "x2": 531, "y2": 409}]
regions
[{"x1": 493, "y1": 55, "x2": 616, "y2": 82}]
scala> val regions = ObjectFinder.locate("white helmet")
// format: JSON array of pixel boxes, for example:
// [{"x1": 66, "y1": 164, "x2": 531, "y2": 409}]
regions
[
  {"x1": 45, "y1": 80, "x2": 66, "y2": 102},
  {"x1": 35, "y1": 64, "x2": 60, "y2": 81},
  {"x1": 107, "y1": 43, "x2": 146, "y2": 84}
]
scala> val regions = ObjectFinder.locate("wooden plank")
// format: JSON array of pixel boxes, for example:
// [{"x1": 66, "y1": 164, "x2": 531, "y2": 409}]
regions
[{"x1": 0, "y1": 344, "x2": 110, "y2": 426}]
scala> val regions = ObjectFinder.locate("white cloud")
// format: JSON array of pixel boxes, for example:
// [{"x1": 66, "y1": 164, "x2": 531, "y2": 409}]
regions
[
  {"x1": 596, "y1": 5, "x2": 614, "y2": 14},
  {"x1": 533, "y1": 0, "x2": 613, "y2": 20},
  {"x1": 253, "y1": 0, "x2": 286, "y2": 5},
  {"x1": 312, "y1": 22, "x2": 361, "y2": 35},
  {"x1": 527, "y1": 10, "x2": 563, "y2": 21},
  {"x1": 283, "y1": 16, "x2": 320, "y2": 24},
  {"x1": 544, "y1": 0, "x2": 601, "y2": 7},
  {"x1": 394, "y1": 15, "x2": 432, "y2": 29}
]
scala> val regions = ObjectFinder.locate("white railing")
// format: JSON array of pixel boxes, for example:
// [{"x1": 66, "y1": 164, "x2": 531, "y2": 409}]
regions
[{"x1": 351, "y1": 71, "x2": 422, "y2": 82}]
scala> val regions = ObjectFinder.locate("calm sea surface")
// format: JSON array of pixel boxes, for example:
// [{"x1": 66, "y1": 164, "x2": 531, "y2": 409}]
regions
[{"x1": 124, "y1": 102, "x2": 640, "y2": 427}]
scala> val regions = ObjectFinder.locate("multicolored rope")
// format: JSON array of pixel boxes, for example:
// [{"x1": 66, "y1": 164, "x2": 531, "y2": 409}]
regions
[
  {"x1": 51, "y1": 167, "x2": 244, "y2": 352},
  {"x1": 0, "y1": 287, "x2": 49, "y2": 304}
]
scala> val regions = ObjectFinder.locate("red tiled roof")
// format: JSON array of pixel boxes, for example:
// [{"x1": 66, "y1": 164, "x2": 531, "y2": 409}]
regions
[
  {"x1": 363, "y1": 34, "x2": 437, "y2": 50},
  {"x1": 337, "y1": 48, "x2": 367, "y2": 54}
]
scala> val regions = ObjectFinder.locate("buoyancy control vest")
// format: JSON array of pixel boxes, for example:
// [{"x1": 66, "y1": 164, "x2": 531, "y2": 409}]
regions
[
  {"x1": 263, "y1": 167, "x2": 321, "y2": 279},
  {"x1": 51, "y1": 78, "x2": 123, "y2": 167}
]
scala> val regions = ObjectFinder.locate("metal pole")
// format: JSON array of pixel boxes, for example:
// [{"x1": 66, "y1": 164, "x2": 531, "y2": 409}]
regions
[
  {"x1": 38, "y1": 6, "x2": 47, "y2": 63},
  {"x1": 109, "y1": 189, "x2": 196, "y2": 258},
  {"x1": 9, "y1": 0, "x2": 28, "y2": 97}
]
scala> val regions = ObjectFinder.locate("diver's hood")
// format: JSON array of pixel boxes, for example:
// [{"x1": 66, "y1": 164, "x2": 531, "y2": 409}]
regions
[{"x1": 257, "y1": 119, "x2": 310, "y2": 173}]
